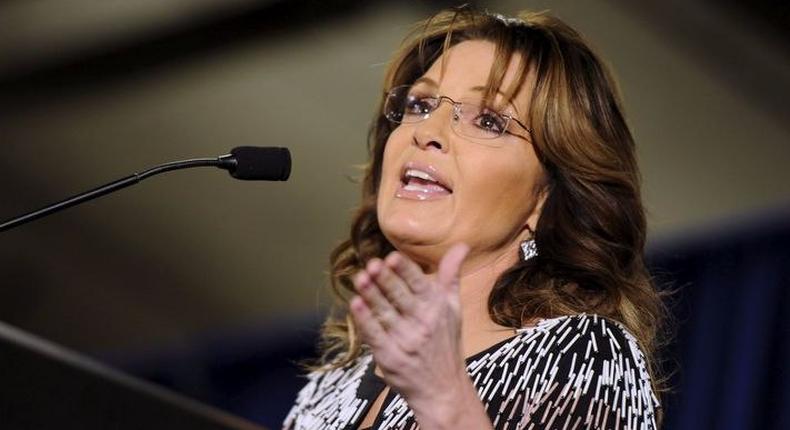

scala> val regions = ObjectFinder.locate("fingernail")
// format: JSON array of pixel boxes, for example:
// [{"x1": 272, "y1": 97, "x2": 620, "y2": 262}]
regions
[
  {"x1": 366, "y1": 259, "x2": 381, "y2": 275},
  {"x1": 350, "y1": 296, "x2": 365, "y2": 311},
  {"x1": 385, "y1": 252, "x2": 400, "y2": 267},
  {"x1": 354, "y1": 272, "x2": 369, "y2": 286}
]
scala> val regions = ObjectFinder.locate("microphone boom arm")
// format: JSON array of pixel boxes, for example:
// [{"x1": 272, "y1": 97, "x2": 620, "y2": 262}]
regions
[{"x1": 0, "y1": 157, "x2": 234, "y2": 233}]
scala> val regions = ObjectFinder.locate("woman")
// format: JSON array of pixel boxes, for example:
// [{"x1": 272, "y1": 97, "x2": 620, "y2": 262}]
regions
[{"x1": 285, "y1": 6, "x2": 664, "y2": 430}]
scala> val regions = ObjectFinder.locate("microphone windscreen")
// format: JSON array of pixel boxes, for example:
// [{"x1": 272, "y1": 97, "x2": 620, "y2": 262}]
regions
[{"x1": 230, "y1": 147, "x2": 291, "y2": 181}]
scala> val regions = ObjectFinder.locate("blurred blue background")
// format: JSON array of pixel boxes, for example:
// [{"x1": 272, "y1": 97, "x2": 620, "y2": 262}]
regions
[{"x1": 1, "y1": 0, "x2": 788, "y2": 428}]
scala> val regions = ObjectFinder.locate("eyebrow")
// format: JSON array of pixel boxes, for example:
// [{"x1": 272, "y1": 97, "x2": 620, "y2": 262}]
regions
[{"x1": 412, "y1": 77, "x2": 520, "y2": 115}]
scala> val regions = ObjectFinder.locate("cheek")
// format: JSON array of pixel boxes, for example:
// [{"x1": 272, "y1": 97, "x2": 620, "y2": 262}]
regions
[
  {"x1": 458, "y1": 148, "x2": 540, "y2": 227},
  {"x1": 376, "y1": 131, "x2": 406, "y2": 210}
]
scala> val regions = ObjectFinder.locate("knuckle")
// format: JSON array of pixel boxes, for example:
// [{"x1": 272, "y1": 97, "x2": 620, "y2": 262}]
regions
[
  {"x1": 379, "y1": 350, "x2": 402, "y2": 369},
  {"x1": 392, "y1": 327, "x2": 421, "y2": 355},
  {"x1": 414, "y1": 324, "x2": 431, "y2": 343},
  {"x1": 400, "y1": 340, "x2": 420, "y2": 355},
  {"x1": 380, "y1": 308, "x2": 397, "y2": 321},
  {"x1": 412, "y1": 278, "x2": 431, "y2": 293},
  {"x1": 388, "y1": 289, "x2": 406, "y2": 305}
]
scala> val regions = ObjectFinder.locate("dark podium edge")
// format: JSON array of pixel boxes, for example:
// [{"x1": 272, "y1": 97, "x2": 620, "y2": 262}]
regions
[{"x1": 0, "y1": 320, "x2": 267, "y2": 429}]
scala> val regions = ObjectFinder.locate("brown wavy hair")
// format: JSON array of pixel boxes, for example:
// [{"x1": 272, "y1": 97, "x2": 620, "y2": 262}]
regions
[{"x1": 316, "y1": 5, "x2": 666, "y2": 396}]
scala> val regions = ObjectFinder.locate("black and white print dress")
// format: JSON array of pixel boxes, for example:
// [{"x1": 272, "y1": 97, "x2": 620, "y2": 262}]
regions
[{"x1": 283, "y1": 314, "x2": 660, "y2": 429}]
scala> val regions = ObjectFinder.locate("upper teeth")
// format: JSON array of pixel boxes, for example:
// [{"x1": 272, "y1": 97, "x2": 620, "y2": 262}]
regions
[{"x1": 405, "y1": 169, "x2": 437, "y2": 183}]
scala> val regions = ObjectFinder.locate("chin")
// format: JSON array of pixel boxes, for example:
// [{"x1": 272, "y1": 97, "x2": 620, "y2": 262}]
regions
[
  {"x1": 379, "y1": 214, "x2": 450, "y2": 263},
  {"x1": 377, "y1": 190, "x2": 456, "y2": 255},
  {"x1": 381, "y1": 216, "x2": 432, "y2": 244}
]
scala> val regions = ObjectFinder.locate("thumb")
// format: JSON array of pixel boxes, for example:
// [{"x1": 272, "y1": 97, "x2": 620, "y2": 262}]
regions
[{"x1": 437, "y1": 243, "x2": 470, "y2": 293}]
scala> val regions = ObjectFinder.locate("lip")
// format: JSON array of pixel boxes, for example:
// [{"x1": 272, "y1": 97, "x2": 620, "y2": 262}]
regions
[{"x1": 395, "y1": 160, "x2": 453, "y2": 201}]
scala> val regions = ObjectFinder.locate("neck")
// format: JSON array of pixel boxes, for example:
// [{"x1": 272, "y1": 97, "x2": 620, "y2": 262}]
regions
[
  {"x1": 401, "y1": 234, "x2": 532, "y2": 357},
  {"x1": 455, "y1": 245, "x2": 521, "y2": 357}
]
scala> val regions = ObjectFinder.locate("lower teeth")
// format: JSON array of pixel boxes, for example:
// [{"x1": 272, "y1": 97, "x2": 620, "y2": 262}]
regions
[{"x1": 403, "y1": 184, "x2": 446, "y2": 193}]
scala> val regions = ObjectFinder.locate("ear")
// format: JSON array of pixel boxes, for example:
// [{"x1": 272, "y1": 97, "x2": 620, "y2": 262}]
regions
[{"x1": 524, "y1": 184, "x2": 549, "y2": 233}]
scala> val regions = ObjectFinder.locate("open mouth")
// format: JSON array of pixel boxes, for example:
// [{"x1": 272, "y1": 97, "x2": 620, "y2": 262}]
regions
[{"x1": 396, "y1": 163, "x2": 452, "y2": 200}]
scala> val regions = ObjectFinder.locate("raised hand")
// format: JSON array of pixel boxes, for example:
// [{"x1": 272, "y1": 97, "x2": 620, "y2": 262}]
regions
[{"x1": 350, "y1": 243, "x2": 491, "y2": 427}]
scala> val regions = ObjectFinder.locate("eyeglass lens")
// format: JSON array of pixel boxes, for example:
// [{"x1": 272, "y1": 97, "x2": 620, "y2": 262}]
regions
[{"x1": 384, "y1": 86, "x2": 511, "y2": 140}]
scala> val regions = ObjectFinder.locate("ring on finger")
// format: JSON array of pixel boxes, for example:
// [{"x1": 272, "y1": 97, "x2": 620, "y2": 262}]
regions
[{"x1": 375, "y1": 310, "x2": 398, "y2": 331}]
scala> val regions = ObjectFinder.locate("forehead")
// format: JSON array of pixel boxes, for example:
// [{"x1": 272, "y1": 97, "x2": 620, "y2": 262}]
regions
[{"x1": 420, "y1": 40, "x2": 534, "y2": 112}]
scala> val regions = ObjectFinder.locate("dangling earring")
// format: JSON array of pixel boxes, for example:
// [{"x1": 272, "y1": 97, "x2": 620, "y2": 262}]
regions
[{"x1": 519, "y1": 227, "x2": 538, "y2": 261}]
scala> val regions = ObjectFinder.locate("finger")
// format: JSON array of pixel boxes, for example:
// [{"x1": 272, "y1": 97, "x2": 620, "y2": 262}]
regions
[
  {"x1": 353, "y1": 270, "x2": 400, "y2": 330},
  {"x1": 349, "y1": 295, "x2": 389, "y2": 348},
  {"x1": 385, "y1": 252, "x2": 431, "y2": 296},
  {"x1": 437, "y1": 243, "x2": 470, "y2": 293},
  {"x1": 367, "y1": 258, "x2": 417, "y2": 314}
]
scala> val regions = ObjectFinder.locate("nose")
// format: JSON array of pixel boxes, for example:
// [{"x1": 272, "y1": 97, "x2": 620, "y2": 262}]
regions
[{"x1": 412, "y1": 99, "x2": 454, "y2": 153}]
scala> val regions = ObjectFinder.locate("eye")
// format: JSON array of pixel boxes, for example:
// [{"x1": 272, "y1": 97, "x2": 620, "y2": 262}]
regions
[
  {"x1": 404, "y1": 96, "x2": 435, "y2": 115},
  {"x1": 473, "y1": 109, "x2": 508, "y2": 133}
]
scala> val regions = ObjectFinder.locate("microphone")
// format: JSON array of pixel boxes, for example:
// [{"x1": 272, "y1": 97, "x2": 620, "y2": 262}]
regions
[
  {"x1": 219, "y1": 146, "x2": 291, "y2": 181},
  {"x1": 0, "y1": 147, "x2": 291, "y2": 232}
]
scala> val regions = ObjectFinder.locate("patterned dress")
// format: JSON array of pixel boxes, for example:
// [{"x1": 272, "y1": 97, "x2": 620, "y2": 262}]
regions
[{"x1": 283, "y1": 314, "x2": 660, "y2": 429}]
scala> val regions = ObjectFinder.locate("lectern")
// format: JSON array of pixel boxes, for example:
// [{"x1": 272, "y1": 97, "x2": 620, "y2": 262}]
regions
[{"x1": 0, "y1": 321, "x2": 267, "y2": 430}]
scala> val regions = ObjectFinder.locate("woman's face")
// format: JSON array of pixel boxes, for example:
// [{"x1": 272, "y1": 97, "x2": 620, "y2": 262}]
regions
[{"x1": 377, "y1": 40, "x2": 547, "y2": 271}]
